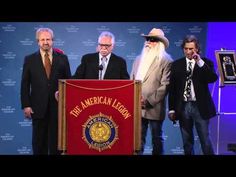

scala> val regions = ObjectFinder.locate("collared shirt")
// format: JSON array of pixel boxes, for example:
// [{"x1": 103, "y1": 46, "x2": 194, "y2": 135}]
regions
[
  {"x1": 184, "y1": 57, "x2": 205, "y2": 102},
  {"x1": 99, "y1": 53, "x2": 111, "y2": 68},
  {"x1": 99, "y1": 53, "x2": 111, "y2": 79},
  {"x1": 169, "y1": 57, "x2": 205, "y2": 114}
]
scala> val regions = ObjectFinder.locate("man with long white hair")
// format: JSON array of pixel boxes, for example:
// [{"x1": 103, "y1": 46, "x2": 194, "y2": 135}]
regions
[{"x1": 131, "y1": 28, "x2": 173, "y2": 155}]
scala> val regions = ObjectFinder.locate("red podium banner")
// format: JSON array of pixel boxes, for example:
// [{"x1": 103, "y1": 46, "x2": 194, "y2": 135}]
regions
[{"x1": 58, "y1": 80, "x2": 141, "y2": 155}]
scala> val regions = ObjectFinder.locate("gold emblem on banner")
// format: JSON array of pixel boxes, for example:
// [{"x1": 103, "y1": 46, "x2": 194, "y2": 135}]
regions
[
  {"x1": 90, "y1": 122, "x2": 110, "y2": 142},
  {"x1": 82, "y1": 112, "x2": 118, "y2": 152}
]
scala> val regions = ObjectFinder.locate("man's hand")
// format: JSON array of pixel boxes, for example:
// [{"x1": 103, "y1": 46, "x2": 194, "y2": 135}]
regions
[
  {"x1": 141, "y1": 96, "x2": 153, "y2": 109},
  {"x1": 168, "y1": 112, "x2": 177, "y2": 124},
  {"x1": 55, "y1": 91, "x2": 59, "y2": 101},
  {"x1": 192, "y1": 52, "x2": 200, "y2": 62},
  {"x1": 24, "y1": 107, "x2": 33, "y2": 119},
  {"x1": 141, "y1": 96, "x2": 146, "y2": 109}
]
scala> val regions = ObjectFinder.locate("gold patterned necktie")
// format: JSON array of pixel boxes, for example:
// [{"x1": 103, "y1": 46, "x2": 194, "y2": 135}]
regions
[{"x1": 44, "y1": 52, "x2": 51, "y2": 79}]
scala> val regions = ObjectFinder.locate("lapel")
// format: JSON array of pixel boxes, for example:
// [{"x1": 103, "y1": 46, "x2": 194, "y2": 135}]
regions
[
  {"x1": 91, "y1": 53, "x2": 100, "y2": 77},
  {"x1": 50, "y1": 51, "x2": 58, "y2": 79},
  {"x1": 192, "y1": 61, "x2": 200, "y2": 75},
  {"x1": 179, "y1": 58, "x2": 188, "y2": 89},
  {"x1": 104, "y1": 53, "x2": 114, "y2": 77},
  {"x1": 95, "y1": 53, "x2": 100, "y2": 72},
  {"x1": 181, "y1": 58, "x2": 187, "y2": 78},
  {"x1": 36, "y1": 51, "x2": 49, "y2": 80}
]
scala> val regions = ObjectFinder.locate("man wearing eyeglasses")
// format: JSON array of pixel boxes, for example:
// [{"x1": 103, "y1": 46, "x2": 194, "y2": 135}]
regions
[
  {"x1": 130, "y1": 28, "x2": 173, "y2": 155},
  {"x1": 72, "y1": 31, "x2": 129, "y2": 79},
  {"x1": 21, "y1": 28, "x2": 71, "y2": 155}
]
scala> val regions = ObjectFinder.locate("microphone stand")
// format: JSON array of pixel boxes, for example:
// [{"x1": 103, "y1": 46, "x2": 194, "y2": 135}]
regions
[{"x1": 98, "y1": 64, "x2": 103, "y2": 80}]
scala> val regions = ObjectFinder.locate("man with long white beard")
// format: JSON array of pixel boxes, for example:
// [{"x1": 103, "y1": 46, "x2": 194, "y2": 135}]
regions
[{"x1": 131, "y1": 28, "x2": 173, "y2": 155}]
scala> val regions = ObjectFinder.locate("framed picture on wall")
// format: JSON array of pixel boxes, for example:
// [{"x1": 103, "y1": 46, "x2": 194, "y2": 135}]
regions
[{"x1": 215, "y1": 50, "x2": 236, "y2": 86}]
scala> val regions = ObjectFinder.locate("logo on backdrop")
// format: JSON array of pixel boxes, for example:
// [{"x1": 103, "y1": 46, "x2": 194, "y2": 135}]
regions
[
  {"x1": 115, "y1": 39, "x2": 126, "y2": 47},
  {"x1": 82, "y1": 112, "x2": 118, "y2": 152},
  {"x1": 17, "y1": 146, "x2": 31, "y2": 154},
  {"x1": 2, "y1": 52, "x2": 16, "y2": 60},
  {"x1": 189, "y1": 25, "x2": 202, "y2": 33},
  {"x1": 82, "y1": 39, "x2": 96, "y2": 47},
  {"x1": 2, "y1": 24, "x2": 16, "y2": 32},
  {"x1": 0, "y1": 133, "x2": 14, "y2": 141},
  {"x1": 127, "y1": 26, "x2": 141, "y2": 34},
  {"x1": 53, "y1": 38, "x2": 65, "y2": 46},
  {"x1": 1, "y1": 79, "x2": 16, "y2": 87},
  {"x1": 1, "y1": 106, "x2": 15, "y2": 114},
  {"x1": 20, "y1": 38, "x2": 34, "y2": 46},
  {"x1": 66, "y1": 25, "x2": 80, "y2": 33}
]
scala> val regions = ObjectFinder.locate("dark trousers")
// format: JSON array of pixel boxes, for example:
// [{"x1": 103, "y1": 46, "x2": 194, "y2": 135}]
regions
[
  {"x1": 32, "y1": 104, "x2": 60, "y2": 155},
  {"x1": 139, "y1": 117, "x2": 164, "y2": 155},
  {"x1": 179, "y1": 102, "x2": 214, "y2": 155}
]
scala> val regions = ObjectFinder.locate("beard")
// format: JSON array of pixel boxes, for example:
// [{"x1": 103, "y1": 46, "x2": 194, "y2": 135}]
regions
[
  {"x1": 41, "y1": 44, "x2": 51, "y2": 52},
  {"x1": 140, "y1": 43, "x2": 159, "y2": 63},
  {"x1": 135, "y1": 43, "x2": 159, "y2": 81}
]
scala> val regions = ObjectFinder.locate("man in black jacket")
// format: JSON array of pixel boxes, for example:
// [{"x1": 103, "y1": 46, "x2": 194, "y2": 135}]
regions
[
  {"x1": 73, "y1": 31, "x2": 129, "y2": 79},
  {"x1": 21, "y1": 28, "x2": 71, "y2": 155},
  {"x1": 168, "y1": 35, "x2": 218, "y2": 155}
]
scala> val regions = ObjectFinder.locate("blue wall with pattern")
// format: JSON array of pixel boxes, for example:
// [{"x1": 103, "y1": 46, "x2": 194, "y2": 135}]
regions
[{"x1": 1, "y1": 22, "x2": 233, "y2": 155}]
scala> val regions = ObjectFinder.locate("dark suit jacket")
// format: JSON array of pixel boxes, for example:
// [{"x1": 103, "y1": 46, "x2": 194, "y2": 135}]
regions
[
  {"x1": 168, "y1": 57, "x2": 218, "y2": 120},
  {"x1": 21, "y1": 50, "x2": 71, "y2": 119},
  {"x1": 72, "y1": 52, "x2": 129, "y2": 79}
]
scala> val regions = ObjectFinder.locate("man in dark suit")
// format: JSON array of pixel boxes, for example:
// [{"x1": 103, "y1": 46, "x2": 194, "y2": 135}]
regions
[
  {"x1": 21, "y1": 28, "x2": 71, "y2": 155},
  {"x1": 73, "y1": 31, "x2": 129, "y2": 79},
  {"x1": 168, "y1": 35, "x2": 218, "y2": 155}
]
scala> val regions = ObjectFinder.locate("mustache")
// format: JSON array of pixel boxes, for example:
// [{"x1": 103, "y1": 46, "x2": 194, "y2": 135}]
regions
[{"x1": 145, "y1": 43, "x2": 151, "y2": 48}]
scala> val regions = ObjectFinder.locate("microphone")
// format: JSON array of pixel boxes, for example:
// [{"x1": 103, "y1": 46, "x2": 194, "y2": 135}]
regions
[
  {"x1": 98, "y1": 64, "x2": 103, "y2": 71},
  {"x1": 98, "y1": 64, "x2": 103, "y2": 80}
]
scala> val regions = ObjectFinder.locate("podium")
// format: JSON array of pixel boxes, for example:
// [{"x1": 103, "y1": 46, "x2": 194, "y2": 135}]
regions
[{"x1": 58, "y1": 79, "x2": 141, "y2": 155}]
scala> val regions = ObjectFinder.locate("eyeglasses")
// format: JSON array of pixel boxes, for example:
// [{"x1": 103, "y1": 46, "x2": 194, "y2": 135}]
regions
[
  {"x1": 145, "y1": 37, "x2": 159, "y2": 42},
  {"x1": 98, "y1": 43, "x2": 112, "y2": 48}
]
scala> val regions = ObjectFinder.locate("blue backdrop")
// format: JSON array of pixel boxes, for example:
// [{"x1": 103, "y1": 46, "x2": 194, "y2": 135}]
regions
[{"x1": 1, "y1": 22, "x2": 234, "y2": 155}]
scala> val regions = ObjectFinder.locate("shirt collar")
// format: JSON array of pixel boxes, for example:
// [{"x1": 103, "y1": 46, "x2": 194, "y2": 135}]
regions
[
  {"x1": 99, "y1": 53, "x2": 111, "y2": 61},
  {"x1": 185, "y1": 57, "x2": 195, "y2": 65},
  {"x1": 40, "y1": 49, "x2": 53, "y2": 57}
]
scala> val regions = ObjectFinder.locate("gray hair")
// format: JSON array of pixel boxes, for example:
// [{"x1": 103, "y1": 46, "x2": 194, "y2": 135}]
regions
[
  {"x1": 36, "y1": 28, "x2": 54, "y2": 41},
  {"x1": 181, "y1": 35, "x2": 201, "y2": 54},
  {"x1": 98, "y1": 31, "x2": 115, "y2": 44}
]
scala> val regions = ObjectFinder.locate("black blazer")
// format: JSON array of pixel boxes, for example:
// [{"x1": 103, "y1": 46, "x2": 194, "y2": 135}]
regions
[
  {"x1": 168, "y1": 57, "x2": 218, "y2": 120},
  {"x1": 21, "y1": 50, "x2": 71, "y2": 119},
  {"x1": 72, "y1": 52, "x2": 129, "y2": 79}
]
